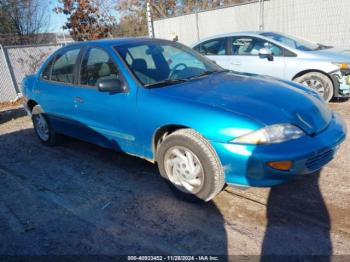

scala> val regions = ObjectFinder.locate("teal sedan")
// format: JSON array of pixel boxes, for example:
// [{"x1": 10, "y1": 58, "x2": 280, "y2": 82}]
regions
[{"x1": 22, "y1": 38, "x2": 346, "y2": 201}]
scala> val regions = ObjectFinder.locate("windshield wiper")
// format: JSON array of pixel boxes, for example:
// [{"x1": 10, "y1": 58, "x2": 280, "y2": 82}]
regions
[
  {"x1": 144, "y1": 78, "x2": 188, "y2": 88},
  {"x1": 187, "y1": 69, "x2": 230, "y2": 80},
  {"x1": 316, "y1": 43, "x2": 333, "y2": 50},
  {"x1": 144, "y1": 69, "x2": 230, "y2": 88}
]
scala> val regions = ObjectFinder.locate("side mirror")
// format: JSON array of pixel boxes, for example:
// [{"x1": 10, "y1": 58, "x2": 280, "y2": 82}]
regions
[
  {"x1": 259, "y1": 48, "x2": 273, "y2": 61},
  {"x1": 97, "y1": 79, "x2": 126, "y2": 93}
]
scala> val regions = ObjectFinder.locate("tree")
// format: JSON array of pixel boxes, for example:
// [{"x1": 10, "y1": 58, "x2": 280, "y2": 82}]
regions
[
  {"x1": 0, "y1": 4, "x2": 15, "y2": 34},
  {"x1": 0, "y1": 0, "x2": 49, "y2": 44},
  {"x1": 55, "y1": 0, "x2": 116, "y2": 41},
  {"x1": 114, "y1": 0, "x2": 257, "y2": 37},
  {"x1": 177, "y1": 0, "x2": 256, "y2": 14},
  {"x1": 114, "y1": 0, "x2": 178, "y2": 37},
  {"x1": 116, "y1": 0, "x2": 177, "y2": 20},
  {"x1": 114, "y1": 13, "x2": 147, "y2": 37}
]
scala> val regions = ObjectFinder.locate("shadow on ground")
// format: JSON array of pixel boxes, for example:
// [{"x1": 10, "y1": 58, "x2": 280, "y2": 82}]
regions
[
  {"x1": 0, "y1": 107, "x2": 26, "y2": 125},
  {"x1": 0, "y1": 127, "x2": 228, "y2": 255},
  {"x1": 330, "y1": 97, "x2": 349, "y2": 103},
  {"x1": 261, "y1": 173, "x2": 332, "y2": 259},
  {"x1": 0, "y1": 120, "x2": 337, "y2": 257}
]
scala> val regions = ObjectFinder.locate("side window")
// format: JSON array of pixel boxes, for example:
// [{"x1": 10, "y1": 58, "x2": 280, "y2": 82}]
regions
[
  {"x1": 284, "y1": 48, "x2": 297, "y2": 57},
  {"x1": 41, "y1": 58, "x2": 54, "y2": 80},
  {"x1": 80, "y1": 48, "x2": 120, "y2": 87},
  {"x1": 232, "y1": 37, "x2": 283, "y2": 56},
  {"x1": 197, "y1": 38, "x2": 227, "y2": 55},
  {"x1": 51, "y1": 48, "x2": 80, "y2": 84}
]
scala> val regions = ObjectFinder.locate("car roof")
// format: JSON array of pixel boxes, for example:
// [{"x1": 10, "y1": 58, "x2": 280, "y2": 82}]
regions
[{"x1": 63, "y1": 37, "x2": 174, "y2": 49}]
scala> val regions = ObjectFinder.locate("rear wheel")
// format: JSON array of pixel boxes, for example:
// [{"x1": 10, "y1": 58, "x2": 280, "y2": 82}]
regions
[
  {"x1": 156, "y1": 129, "x2": 225, "y2": 202},
  {"x1": 294, "y1": 72, "x2": 334, "y2": 102},
  {"x1": 32, "y1": 107, "x2": 57, "y2": 146}
]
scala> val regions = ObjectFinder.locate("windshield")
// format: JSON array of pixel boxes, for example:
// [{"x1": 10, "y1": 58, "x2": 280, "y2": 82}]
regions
[
  {"x1": 260, "y1": 32, "x2": 331, "y2": 51},
  {"x1": 114, "y1": 40, "x2": 222, "y2": 87}
]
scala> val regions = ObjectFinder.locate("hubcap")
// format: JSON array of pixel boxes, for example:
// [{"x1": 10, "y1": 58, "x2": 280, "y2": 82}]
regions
[
  {"x1": 164, "y1": 146, "x2": 204, "y2": 194},
  {"x1": 301, "y1": 78, "x2": 327, "y2": 98},
  {"x1": 33, "y1": 114, "x2": 49, "y2": 141}
]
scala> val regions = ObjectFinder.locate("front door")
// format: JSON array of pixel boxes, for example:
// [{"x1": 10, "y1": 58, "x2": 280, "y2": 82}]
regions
[
  {"x1": 227, "y1": 36, "x2": 286, "y2": 78},
  {"x1": 71, "y1": 46, "x2": 137, "y2": 153},
  {"x1": 193, "y1": 37, "x2": 230, "y2": 69}
]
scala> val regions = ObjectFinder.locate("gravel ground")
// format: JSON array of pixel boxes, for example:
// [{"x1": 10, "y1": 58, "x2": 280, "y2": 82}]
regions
[{"x1": 0, "y1": 101, "x2": 349, "y2": 257}]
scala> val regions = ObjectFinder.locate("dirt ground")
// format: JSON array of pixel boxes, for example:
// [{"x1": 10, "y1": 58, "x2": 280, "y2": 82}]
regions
[{"x1": 0, "y1": 100, "x2": 349, "y2": 257}]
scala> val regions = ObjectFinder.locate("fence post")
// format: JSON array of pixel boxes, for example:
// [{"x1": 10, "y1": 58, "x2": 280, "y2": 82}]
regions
[
  {"x1": 195, "y1": 12, "x2": 200, "y2": 41},
  {"x1": 2, "y1": 46, "x2": 19, "y2": 94},
  {"x1": 146, "y1": 1, "x2": 154, "y2": 38},
  {"x1": 259, "y1": 0, "x2": 265, "y2": 31},
  {"x1": 0, "y1": 45, "x2": 19, "y2": 95}
]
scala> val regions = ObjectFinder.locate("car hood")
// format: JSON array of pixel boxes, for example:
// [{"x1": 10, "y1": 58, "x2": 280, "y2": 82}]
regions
[
  {"x1": 150, "y1": 72, "x2": 332, "y2": 135},
  {"x1": 310, "y1": 47, "x2": 350, "y2": 62}
]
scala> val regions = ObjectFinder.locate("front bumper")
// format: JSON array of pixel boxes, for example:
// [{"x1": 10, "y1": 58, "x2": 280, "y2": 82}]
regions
[{"x1": 211, "y1": 113, "x2": 347, "y2": 187}]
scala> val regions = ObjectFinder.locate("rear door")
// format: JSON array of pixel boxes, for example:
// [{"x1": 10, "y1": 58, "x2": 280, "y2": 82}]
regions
[
  {"x1": 193, "y1": 37, "x2": 230, "y2": 68},
  {"x1": 226, "y1": 36, "x2": 286, "y2": 78},
  {"x1": 34, "y1": 47, "x2": 82, "y2": 127}
]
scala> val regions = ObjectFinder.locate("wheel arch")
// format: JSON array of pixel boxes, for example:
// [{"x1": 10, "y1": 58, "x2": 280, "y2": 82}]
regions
[
  {"x1": 292, "y1": 69, "x2": 336, "y2": 99},
  {"x1": 152, "y1": 124, "x2": 190, "y2": 162},
  {"x1": 31, "y1": 103, "x2": 45, "y2": 115},
  {"x1": 27, "y1": 99, "x2": 38, "y2": 112},
  {"x1": 292, "y1": 69, "x2": 335, "y2": 86}
]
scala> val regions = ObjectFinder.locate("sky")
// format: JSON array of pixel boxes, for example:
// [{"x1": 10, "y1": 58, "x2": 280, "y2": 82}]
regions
[{"x1": 47, "y1": 1, "x2": 67, "y2": 33}]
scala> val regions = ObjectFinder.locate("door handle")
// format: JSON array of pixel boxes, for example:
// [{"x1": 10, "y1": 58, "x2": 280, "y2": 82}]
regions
[
  {"x1": 231, "y1": 61, "x2": 242, "y2": 66},
  {"x1": 74, "y1": 97, "x2": 84, "y2": 104}
]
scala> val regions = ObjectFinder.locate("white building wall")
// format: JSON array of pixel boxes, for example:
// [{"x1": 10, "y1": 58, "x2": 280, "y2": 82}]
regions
[{"x1": 154, "y1": 0, "x2": 350, "y2": 48}]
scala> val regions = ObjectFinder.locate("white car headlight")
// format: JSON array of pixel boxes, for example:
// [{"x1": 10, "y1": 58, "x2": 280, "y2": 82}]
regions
[{"x1": 231, "y1": 124, "x2": 305, "y2": 145}]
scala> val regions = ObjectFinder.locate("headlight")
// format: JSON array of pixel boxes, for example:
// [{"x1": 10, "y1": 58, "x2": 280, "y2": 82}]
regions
[
  {"x1": 231, "y1": 124, "x2": 305, "y2": 144},
  {"x1": 332, "y1": 62, "x2": 350, "y2": 70}
]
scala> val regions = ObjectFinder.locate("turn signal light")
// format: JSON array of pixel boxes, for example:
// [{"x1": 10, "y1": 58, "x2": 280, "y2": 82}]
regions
[
  {"x1": 340, "y1": 63, "x2": 349, "y2": 70},
  {"x1": 267, "y1": 160, "x2": 293, "y2": 171}
]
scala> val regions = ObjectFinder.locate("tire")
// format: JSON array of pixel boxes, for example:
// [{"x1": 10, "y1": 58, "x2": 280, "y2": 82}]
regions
[
  {"x1": 32, "y1": 107, "x2": 57, "y2": 146},
  {"x1": 156, "y1": 128, "x2": 225, "y2": 202},
  {"x1": 294, "y1": 72, "x2": 334, "y2": 102}
]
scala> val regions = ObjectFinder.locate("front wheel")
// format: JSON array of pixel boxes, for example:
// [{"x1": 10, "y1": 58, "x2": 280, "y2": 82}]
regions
[
  {"x1": 294, "y1": 72, "x2": 334, "y2": 102},
  {"x1": 156, "y1": 129, "x2": 225, "y2": 202}
]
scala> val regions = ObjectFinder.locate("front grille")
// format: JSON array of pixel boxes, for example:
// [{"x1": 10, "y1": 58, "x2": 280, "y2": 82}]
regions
[{"x1": 305, "y1": 149, "x2": 335, "y2": 170}]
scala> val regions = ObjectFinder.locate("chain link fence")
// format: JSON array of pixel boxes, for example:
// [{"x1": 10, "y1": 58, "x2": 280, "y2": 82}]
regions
[
  {"x1": 0, "y1": 43, "x2": 62, "y2": 103},
  {"x1": 0, "y1": 46, "x2": 17, "y2": 103}
]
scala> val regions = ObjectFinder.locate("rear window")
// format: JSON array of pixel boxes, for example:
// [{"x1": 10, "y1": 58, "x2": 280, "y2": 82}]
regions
[{"x1": 41, "y1": 58, "x2": 54, "y2": 80}]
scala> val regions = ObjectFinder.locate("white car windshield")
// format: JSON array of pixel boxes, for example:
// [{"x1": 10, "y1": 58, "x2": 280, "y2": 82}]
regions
[{"x1": 261, "y1": 32, "x2": 331, "y2": 51}]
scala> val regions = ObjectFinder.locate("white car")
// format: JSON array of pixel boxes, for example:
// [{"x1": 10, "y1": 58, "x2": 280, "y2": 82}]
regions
[{"x1": 192, "y1": 31, "x2": 350, "y2": 102}]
